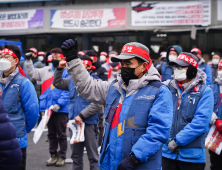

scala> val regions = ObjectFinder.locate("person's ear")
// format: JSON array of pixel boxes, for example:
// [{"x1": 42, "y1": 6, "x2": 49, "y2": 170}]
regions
[
  {"x1": 15, "y1": 58, "x2": 19, "y2": 65},
  {"x1": 141, "y1": 62, "x2": 148, "y2": 73}
]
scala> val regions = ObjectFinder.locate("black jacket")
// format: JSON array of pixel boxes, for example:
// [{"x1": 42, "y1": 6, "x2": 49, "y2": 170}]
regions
[{"x1": 93, "y1": 60, "x2": 108, "y2": 81}]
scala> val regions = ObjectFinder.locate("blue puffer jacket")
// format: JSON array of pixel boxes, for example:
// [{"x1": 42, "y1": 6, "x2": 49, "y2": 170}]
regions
[
  {"x1": 39, "y1": 69, "x2": 70, "y2": 113},
  {"x1": 161, "y1": 45, "x2": 182, "y2": 81},
  {"x1": 209, "y1": 82, "x2": 222, "y2": 119},
  {"x1": 0, "y1": 98, "x2": 22, "y2": 170},
  {"x1": 0, "y1": 68, "x2": 39, "y2": 149},
  {"x1": 199, "y1": 63, "x2": 212, "y2": 85},
  {"x1": 162, "y1": 71, "x2": 213, "y2": 163}
]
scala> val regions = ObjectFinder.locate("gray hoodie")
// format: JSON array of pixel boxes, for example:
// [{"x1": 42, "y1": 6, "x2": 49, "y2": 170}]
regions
[{"x1": 64, "y1": 58, "x2": 161, "y2": 105}]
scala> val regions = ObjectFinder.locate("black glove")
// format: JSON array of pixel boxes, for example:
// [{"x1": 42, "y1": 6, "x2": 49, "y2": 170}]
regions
[
  {"x1": 117, "y1": 155, "x2": 138, "y2": 170},
  {"x1": 61, "y1": 39, "x2": 78, "y2": 62},
  {"x1": 25, "y1": 52, "x2": 33, "y2": 60}
]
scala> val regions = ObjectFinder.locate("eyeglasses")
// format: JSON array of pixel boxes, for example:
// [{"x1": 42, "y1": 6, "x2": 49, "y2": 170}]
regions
[{"x1": 0, "y1": 54, "x2": 13, "y2": 59}]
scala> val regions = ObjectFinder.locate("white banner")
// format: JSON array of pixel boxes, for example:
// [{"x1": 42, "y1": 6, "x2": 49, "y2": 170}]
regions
[
  {"x1": 218, "y1": 0, "x2": 222, "y2": 21},
  {"x1": 0, "y1": 9, "x2": 44, "y2": 30},
  {"x1": 131, "y1": 1, "x2": 211, "y2": 26},
  {"x1": 50, "y1": 7, "x2": 126, "y2": 29}
]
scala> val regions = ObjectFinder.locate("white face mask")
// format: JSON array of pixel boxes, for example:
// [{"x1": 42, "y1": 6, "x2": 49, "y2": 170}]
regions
[
  {"x1": 0, "y1": 58, "x2": 15, "y2": 72},
  {"x1": 38, "y1": 56, "x2": 44, "y2": 61},
  {"x1": 112, "y1": 71, "x2": 120, "y2": 75},
  {"x1": 169, "y1": 55, "x2": 178, "y2": 62},
  {"x1": 174, "y1": 68, "x2": 187, "y2": 82},
  {"x1": 218, "y1": 70, "x2": 222, "y2": 80},
  {"x1": 212, "y1": 59, "x2": 220, "y2": 65},
  {"x1": 100, "y1": 55, "x2": 106, "y2": 62}
]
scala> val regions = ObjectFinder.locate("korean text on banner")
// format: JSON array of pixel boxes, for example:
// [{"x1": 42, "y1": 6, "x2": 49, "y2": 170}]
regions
[
  {"x1": 131, "y1": 1, "x2": 211, "y2": 26},
  {"x1": 205, "y1": 125, "x2": 222, "y2": 155},
  {"x1": 0, "y1": 9, "x2": 44, "y2": 30},
  {"x1": 50, "y1": 7, "x2": 126, "y2": 29}
]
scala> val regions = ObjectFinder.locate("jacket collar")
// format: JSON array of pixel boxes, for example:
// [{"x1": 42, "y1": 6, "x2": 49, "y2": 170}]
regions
[
  {"x1": 112, "y1": 65, "x2": 161, "y2": 97},
  {"x1": 0, "y1": 67, "x2": 19, "y2": 87},
  {"x1": 170, "y1": 68, "x2": 206, "y2": 95}
]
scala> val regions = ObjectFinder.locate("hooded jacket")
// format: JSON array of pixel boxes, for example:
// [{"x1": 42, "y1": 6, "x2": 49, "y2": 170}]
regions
[
  {"x1": 24, "y1": 60, "x2": 70, "y2": 113},
  {"x1": 53, "y1": 69, "x2": 103, "y2": 123},
  {"x1": 0, "y1": 98, "x2": 22, "y2": 170},
  {"x1": 64, "y1": 58, "x2": 173, "y2": 170},
  {"x1": 161, "y1": 45, "x2": 182, "y2": 81},
  {"x1": 0, "y1": 67, "x2": 39, "y2": 148},
  {"x1": 93, "y1": 59, "x2": 108, "y2": 81},
  {"x1": 198, "y1": 58, "x2": 212, "y2": 85},
  {"x1": 162, "y1": 69, "x2": 213, "y2": 163}
]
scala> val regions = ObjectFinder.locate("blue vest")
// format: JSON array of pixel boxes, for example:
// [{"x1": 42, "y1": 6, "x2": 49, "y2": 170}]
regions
[
  {"x1": 210, "y1": 82, "x2": 222, "y2": 120},
  {"x1": 168, "y1": 83, "x2": 207, "y2": 148},
  {"x1": 161, "y1": 62, "x2": 173, "y2": 81},
  {"x1": 99, "y1": 80, "x2": 164, "y2": 170},
  {"x1": 68, "y1": 73, "x2": 100, "y2": 125},
  {"x1": 1, "y1": 73, "x2": 26, "y2": 138},
  {"x1": 23, "y1": 60, "x2": 41, "y2": 80}
]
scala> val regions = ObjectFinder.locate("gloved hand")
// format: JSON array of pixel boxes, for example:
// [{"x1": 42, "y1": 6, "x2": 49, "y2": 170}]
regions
[
  {"x1": 168, "y1": 140, "x2": 179, "y2": 152},
  {"x1": 117, "y1": 156, "x2": 137, "y2": 170},
  {"x1": 25, "y1": 52, "x2": 33, "y2": 60},
  {"x1": 52, "y1": 104, "x2": 60, "y2": 112},
  {"x1": 215, "y1": 120, "x2": 222, "y2": 131},
  {"x1": 61, "y1": 39, "x2": 78, "y2": 62}
]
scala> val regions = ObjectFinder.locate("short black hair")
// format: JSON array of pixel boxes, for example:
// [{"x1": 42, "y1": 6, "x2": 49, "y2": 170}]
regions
[
  {"x1": 79, "y1": 55, "x2": 93, "y2": 62},
  {"x1": 0, "y1": 45, "x2": 3, "y2": 50},
  {"x1": 4, "y1": 44, "x2": 21, "y2": 60},
  {"x1": 86, "y1": 50, "x2": 97, "y2": 57},
  {"x1": 50, "y1": 48, "x2": 63, "y2": 54},
  {"x1": 135, "y1": 57, "x2": 146, "y2": 64}
]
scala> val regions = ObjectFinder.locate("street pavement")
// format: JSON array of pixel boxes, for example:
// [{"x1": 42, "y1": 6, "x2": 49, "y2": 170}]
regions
[{"x1": 27, "y1": 130, "x2": 211, "y2": 170}]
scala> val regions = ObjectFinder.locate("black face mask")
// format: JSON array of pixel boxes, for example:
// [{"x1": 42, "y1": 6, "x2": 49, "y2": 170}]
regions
[
  {"x1": 121, "y1": 67, "x2": 139, "y2": 85},
  {"x1": 52, "y1": 59, "x2": 60, "y2": 68}
]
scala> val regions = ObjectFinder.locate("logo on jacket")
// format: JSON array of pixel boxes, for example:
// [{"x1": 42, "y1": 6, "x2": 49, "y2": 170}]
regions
[
  {"x1": 51, "y1": 84, "x2": 55, "y2": 90},
  {"x1": 193, "y1": 86, "x2": 199, "y2": 92},
  {"x1": 132, "y1": 2, "x2": 157, "y2": 12},
  {"x1": 136, "y1": 95, "x2": 155, "y2": 100}
]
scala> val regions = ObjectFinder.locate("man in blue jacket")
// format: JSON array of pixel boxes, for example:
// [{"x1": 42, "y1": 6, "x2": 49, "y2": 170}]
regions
[
  {"x1": 0, "y1": 44, "x2": 39, "y2": 170},
  {"x1": 58, "y1": 39, "x2": 173, "y2": 170},
  {"x1": 209, "y1": 59, "x2": 222, "y2": 170},
  {"x1": 0, "y1": 97, "x2": 22, "y2": 170},
  {"x1": 24, "y1": 48, "x2": 70, "y2": 167},
  {"x1": 161, "y1": 45, "x2": 183, "y2": 81},
  {"x1": 162, "y1": 52, "x2": 213, "y2": 170},
  {"x1": 53, "y1": 55, "x2": 102, "y2": 170},
  {"x1": 191, "y1": 48, "x2": 212, "y2": 85}
]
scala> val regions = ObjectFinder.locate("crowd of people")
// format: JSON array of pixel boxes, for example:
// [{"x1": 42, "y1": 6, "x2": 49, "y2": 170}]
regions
[{"x1": 0, "y1": 39, "x2": 221, "y2": 170}]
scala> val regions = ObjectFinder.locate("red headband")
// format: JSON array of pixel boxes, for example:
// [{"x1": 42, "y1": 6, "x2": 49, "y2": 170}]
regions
[
  {"x1": 191, "y1": 48, "x2": 202, "y2": 55},
  {"x1": 1, "y1": 48, "x2": 26, "y2": 77},
  {"x1": 111, "y1": 64, "x2": 121, "y2": 70},
  {"x1": 82, "y1": 60, "x2": 92, "y2": 66},
  {"x1": 52, "y1": 53, "x2": 65, "y2": 60},
  {"x1": 109, "y1": 53, "x2": 117, "y2": 57},
  {"x1": 1, "y1": 48, "x2": 18, "y2": 59},
  {"x1": 100, "y1": 52, "x2": 108, "y2": 57},
  {"x1": 38, "y1": 51, "x2": 45, "y2": 56},
  {"x1": 30, "y1": 48, "x2": 37, "y2": 54},
  {"x1": 170, "y1": 48, "x2": 176, "y2": 51},
  {"x1": 121, "y1": 45, "x2": 152, "y2": 72},
  {"x1": 78, "y1": 51, "x2": 85, "y2": 55},
  {"x1": 178, "y1": 54, "x2": 198, "y2": 68},
  {"x1": 90, "y1": 56, "x2": 97, "y2": 60},
  {"x1": 218, "y1": 60, "x2": 222, "y2": 67}
]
